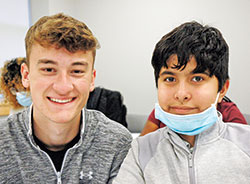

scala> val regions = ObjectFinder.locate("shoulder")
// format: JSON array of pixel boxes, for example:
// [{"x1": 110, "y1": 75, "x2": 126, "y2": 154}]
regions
[
  {"x1": 0, "y1": 113, "x2": 18, "y2": 134},
  {"x1": 136, "y1": 128, "x2": 166, "y2": 153},
  {"x1": 0, "y1": 111, "x2": 25, "y2": 132},
  {"x1": 0, "y1": 118, "x2": 9, "y2": 141},
  {"x1": 0, "y1": 109, "x2": 29, "y2": 141},
  {"x1": 0, "y1": 111, "x2": 30, "y2": 179},
  {"x1": 0, "y1": 113, "x2": 23, "y2": 159},
  {"x1": 131, "y1": 128, "x2": 166, "y2": 171},
  {"x1": 137, "y1": 127, "x2": 165, "y2": 147},
  {"x1": 223, "y1": 122, "x2": 250, "y2": 135},
  {"x1": 222, "y1": 123, "x2": 250, "y2": 156},
  {"x1": 84, "y1": 109, "x2": 132, "y2": 143}
]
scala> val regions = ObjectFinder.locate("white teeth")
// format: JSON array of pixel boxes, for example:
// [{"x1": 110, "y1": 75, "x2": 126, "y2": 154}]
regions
[{"x1": 50, "y1": 98, "x2": 73, "y2": 103}]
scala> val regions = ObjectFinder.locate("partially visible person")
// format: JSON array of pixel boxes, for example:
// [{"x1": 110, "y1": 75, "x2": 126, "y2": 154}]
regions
[
  {"x1": 216, "y1": 96, "x2": 247, "y2": 124},
  {"x1": 141, "y1": 96, "x2": 247, "y2": 136},
  {"x1": 87, "y1": 86, "x2": 128, "y2": 127},
  {"x1": 114, "y1": 21, "x2": 250, "y2": 184},
  {"x1": 0, "y1": 13, "x2": 132, "y2": 183},
  {"x1": 0, "y1": 57, "x2": 32, "y2": 112}
]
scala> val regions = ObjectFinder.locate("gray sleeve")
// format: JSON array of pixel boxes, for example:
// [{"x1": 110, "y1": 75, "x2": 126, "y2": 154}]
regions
[{"x1": 112, "y1": 139, "x2": 145, "y2": 184}]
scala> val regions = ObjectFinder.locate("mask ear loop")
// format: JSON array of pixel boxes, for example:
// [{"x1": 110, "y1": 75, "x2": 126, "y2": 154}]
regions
[
  {"x1": 213, "y1": 93, "x2": 221, "y2": 120},
  {"x1": 211, "y1": 93, "x2": 220, "y2": 107},
  {"x1": 10, "y1": 87, "x2": 17, "y2": 95},
  {"x1": 211, "y1": 93, "x2": 220, "y2": 108},
  {"x1": 215, "y1": 93, "x2": 220, "y2": 104}
]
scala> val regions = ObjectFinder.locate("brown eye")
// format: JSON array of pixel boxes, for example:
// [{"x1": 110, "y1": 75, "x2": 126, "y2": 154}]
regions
[
  {"x1": 192, "y1": 76, "x2": 203, "y2": 82},
  {"x1": 45, "y1": 68, "x2": 54, "y2": 72},
  {"x1": 40, "y1": 67, "x2": 56, "y2": 75},
  {"x1": 165, "y1": 77, "x2": 176, "y2": 82},
  {"x1": 73, "y1": 70, "x2": 83, "y2": 74}
]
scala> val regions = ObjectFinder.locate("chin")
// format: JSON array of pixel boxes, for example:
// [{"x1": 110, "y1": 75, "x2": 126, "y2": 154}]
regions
[
  {"x1": 51, "y1": 117, "x2": 74, "y2": 124},
  {"x1": 47, "y1": 112, "x2": 76, "y2": 124}
]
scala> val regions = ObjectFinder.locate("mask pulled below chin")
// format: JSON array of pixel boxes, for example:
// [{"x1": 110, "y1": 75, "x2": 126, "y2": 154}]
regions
[{"x1": 154, "y1": 94, "x2": 220, "y2": 135}]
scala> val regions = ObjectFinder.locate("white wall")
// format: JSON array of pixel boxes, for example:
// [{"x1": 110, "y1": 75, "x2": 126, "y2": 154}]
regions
[
  {"x1": 29, "y1": 0, "x2": 250, "y2": 114},
  {"x1": 0, "y1": 0, "x2": 29, "y2": 68}
]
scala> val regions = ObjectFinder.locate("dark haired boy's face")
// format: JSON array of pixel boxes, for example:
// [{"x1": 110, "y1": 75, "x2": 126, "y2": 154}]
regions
[{"x1": 157, "y1": 54, "x2": 226, "y2": 115}]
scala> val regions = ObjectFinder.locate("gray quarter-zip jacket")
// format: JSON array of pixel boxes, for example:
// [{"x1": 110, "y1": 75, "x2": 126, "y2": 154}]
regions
[
  {"x1": 113, "y1": 113, "x2": 250, "y2": 184},
  {"x1": 0, "y1": 107, "x2": 132, "y2": 184}
]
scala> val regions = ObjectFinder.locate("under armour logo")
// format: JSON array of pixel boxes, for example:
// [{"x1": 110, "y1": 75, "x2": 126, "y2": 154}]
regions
[{"x1": 80, "y1": 171, "x2": 93, "y2": 180}]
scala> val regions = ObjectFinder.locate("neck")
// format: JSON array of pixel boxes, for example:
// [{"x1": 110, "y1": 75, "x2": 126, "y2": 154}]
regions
[
  {"x1": 32, "y1": 113, "x2": 81, "y2": 151},
  {"x1": 179, "y1": 134, "x2": 196, "y2": 147}
]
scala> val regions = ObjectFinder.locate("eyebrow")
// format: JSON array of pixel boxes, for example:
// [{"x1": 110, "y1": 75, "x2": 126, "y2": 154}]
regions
[
  {"x1": 192, "y1": 70, "x2": 210, "y2": 76},
  {"x1": 159, "y1": 71, "x2": 175, "y2": 76},
  {"x1": 71, "y1": 61, "x2": 88, "y2": 66},
  {"x1": 159, "y1": 69, "x2": 210, "y2": 76},
  {"x1": 37, "y1": 59, "x2": 57, "y2": 65},
  {"x1": 37, "y1": 60, "x2": 88, "y2": 66}
]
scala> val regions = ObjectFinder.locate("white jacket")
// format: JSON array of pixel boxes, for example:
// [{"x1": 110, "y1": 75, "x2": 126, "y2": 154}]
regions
[{"x1": 114, "y1": 114, "x2": 250, "y2": 184}]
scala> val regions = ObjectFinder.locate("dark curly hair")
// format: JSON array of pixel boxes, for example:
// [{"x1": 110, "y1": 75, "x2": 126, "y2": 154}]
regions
[
  {"x1": 0, "y1": 57, "x2": 28, "y2": 109},
  {"x1": 152, "y1": 21, "x2": 229, "y2": 91}
]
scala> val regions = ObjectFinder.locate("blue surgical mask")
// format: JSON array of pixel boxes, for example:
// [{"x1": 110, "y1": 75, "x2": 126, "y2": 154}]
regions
[
  {"x1": 16, "y1": 92, "x2": 32, "y2": 107},
  {"x1": 155, "y1": 94, "x2": 220, "y2": 136}
]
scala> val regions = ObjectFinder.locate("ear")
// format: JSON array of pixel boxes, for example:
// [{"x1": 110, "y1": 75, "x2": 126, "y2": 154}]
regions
[
  {"x1": 89, "y1": 69, "x2": 96, "y2": 92},
  {"x1": 218, "y1": 80, "x2": 229, "y2": 103},
  {"x1": 21, "y1": 63, "x2": 30, "y2": 88}
]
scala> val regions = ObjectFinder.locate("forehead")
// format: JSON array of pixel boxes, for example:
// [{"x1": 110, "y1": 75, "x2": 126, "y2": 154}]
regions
[
  {"x1": 162, "y1": 55, "x2": 198, "y2": 73},
  {"x1": 29, "y1": 44, "x2": 94, "y2": 66}
]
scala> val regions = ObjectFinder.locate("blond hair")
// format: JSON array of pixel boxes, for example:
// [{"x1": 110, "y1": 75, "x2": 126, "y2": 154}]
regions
[{"x1": 25, "y1": 13, "x2": 100, "y2": 65}]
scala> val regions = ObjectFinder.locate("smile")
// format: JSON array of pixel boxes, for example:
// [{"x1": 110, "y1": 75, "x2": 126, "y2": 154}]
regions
[{"x1": 48, "y1": 97, "x2": 75, "y2": 104}]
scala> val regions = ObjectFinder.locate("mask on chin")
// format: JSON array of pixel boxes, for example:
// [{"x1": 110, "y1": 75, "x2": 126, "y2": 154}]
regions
[{"x1": 155, "y1": 94, "x2": 220, "y2": 136}]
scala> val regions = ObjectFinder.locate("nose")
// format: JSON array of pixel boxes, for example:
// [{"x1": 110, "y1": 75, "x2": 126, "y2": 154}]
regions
[
  {"x1": 53, "y1": 72, "x2": 74, "y2": 95},
  {"x1": 174, "y1": 82, "x2": 191, "y2": 103}
]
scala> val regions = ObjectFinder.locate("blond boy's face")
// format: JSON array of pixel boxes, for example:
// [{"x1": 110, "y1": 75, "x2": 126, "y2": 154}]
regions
[{"x1": 21, "y1": 44, "x2": 95, "y2": 124}]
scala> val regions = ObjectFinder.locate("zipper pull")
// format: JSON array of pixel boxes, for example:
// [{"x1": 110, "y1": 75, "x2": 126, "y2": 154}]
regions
[
  {"x1": 57, "y1": 172, "x2": 62, "y2": 184},
  {"x1": 188, "y1": 154, "x2": 193, "y2": 168}
]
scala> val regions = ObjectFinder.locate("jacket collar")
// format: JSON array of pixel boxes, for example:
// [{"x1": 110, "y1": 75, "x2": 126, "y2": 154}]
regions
[
  {"x1": 196, "y1": 112, "x2": 225, "y2": 146},
  {"x1": 23, "y1": 105, "x2": 86, "y2": 137}
]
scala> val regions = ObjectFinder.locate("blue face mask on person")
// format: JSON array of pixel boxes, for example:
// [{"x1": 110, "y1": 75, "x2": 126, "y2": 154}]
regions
[
  {"x1": 16, "y1": 92, "x2": 32, "y2": 107},
  {"x1": 155, "y1": 94, "x2": 220, "y2": 136}
]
